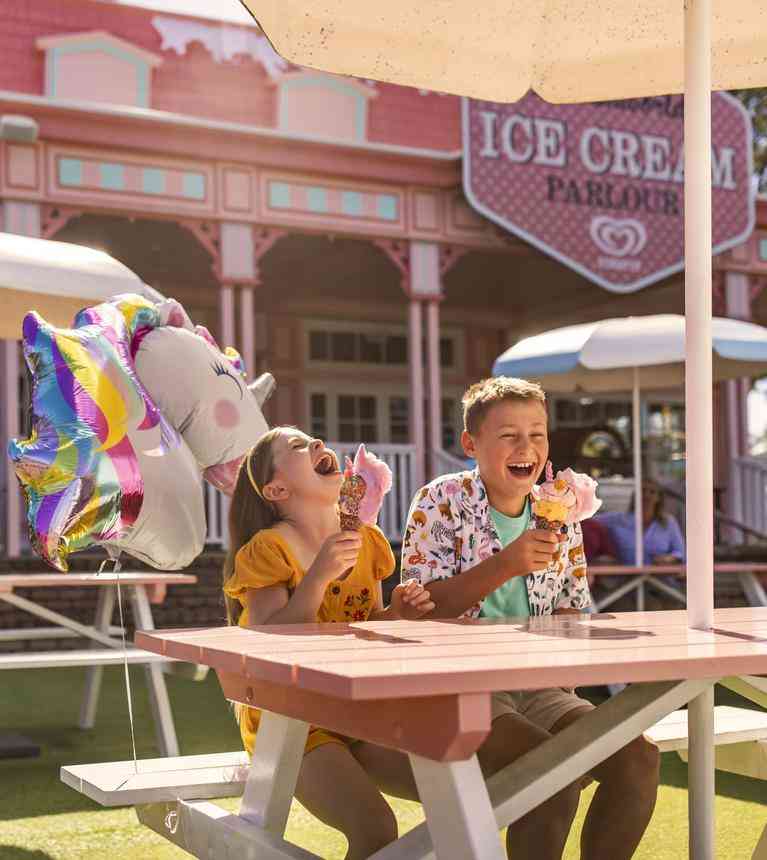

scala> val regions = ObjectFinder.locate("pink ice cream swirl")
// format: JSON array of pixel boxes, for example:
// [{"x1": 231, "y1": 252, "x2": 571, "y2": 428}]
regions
[
  {"x1": 339, "y1": 444, "x2": 393, "y2": 530},
  {"x1": 532, "y1": 462, "x2": 602, "y2": 525}
]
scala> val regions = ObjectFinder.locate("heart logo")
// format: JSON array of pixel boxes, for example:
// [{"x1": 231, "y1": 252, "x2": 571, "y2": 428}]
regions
[{"x1": 589, "y1": 216, "x2": 648, "y2": 258}]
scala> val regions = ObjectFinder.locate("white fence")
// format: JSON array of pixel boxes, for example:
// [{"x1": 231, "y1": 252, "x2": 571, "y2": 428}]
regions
[
  {"x1": 204, "y1": 482, "x2": 229, "y2": 549},
  {"x1": 203, "y1": 443, "x2": 418, "y2": 548},
  {"x1": 733, "y1": 456, "x2": 767, "y2": 540},
  {"x1": 431, "y1": 448, "x2": 469, "y2": 477}
]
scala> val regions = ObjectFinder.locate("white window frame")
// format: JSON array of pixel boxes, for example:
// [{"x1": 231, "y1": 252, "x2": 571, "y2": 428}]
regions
[
  {"x1": 303, "y1": 317, "x2": 465, "y2": 375},
  {"x1": 305, "y1": 382, "x2": 464, "y2": 448}
]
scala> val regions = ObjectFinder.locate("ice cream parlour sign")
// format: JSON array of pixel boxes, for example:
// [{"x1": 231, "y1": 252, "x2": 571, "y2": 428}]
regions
[{"x1": 462, "y1": 92, "x2": 754, "y2": 293}]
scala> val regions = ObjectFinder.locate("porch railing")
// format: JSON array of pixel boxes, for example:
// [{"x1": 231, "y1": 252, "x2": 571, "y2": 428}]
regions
[
  {"x1": 733, "y1": 456, "x2": 767, "y2": 541},
  {"x1": 431, "y1": 448, "x2": 470, "y2": 477}
]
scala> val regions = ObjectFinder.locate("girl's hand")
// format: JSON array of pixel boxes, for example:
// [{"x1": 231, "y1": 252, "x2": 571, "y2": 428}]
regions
[
  {"x1": 388, "y1": 580, "x2": 435, "y2": 620},
  {"x1": 308, "y1": 532, "x2": 362, "y2": 582}
]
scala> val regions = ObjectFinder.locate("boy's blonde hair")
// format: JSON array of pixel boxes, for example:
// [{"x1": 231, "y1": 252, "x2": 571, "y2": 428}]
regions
[{"x1": 462, "y1": 377, "x2": 546, "y2": 435}]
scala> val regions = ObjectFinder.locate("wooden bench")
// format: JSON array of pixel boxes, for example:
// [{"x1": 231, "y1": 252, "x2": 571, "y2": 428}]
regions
[
  {"x1": 646, "y1": 704, "x2": 767, "y2": 751},
  {"x1": 0, "y1": 571, "x2": 205, "y2": 757},
  {"x1": 61, "y1": 751, "x2": 250, "y2": 807},
  {"x1": 0, "y1": 648, "x2": 173, "y2": 671},
  {"x1": 62, "y1": 704, "x2": 767, "y2": 811}
]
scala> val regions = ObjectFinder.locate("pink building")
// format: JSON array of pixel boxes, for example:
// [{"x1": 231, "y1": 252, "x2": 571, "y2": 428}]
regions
[{"x1": 2, "y1": 0, "x2": 767, "y2": 553}]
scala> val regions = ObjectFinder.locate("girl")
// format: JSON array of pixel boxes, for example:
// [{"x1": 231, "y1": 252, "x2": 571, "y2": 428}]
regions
[{"x1": 223, "y1": 427, "x2": 434, "y2": 859}]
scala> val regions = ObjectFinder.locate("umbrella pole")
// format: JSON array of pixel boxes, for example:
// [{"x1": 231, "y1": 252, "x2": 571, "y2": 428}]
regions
[
  {"x1": 632, "y1": 367, "x2": 644, "y2": 568},
  {"x1": 685, "y1": 0, "x2": 715, "y2": 858},
  {"x1": 684, "y1": 0, "x2": 715, "y2": 635}
]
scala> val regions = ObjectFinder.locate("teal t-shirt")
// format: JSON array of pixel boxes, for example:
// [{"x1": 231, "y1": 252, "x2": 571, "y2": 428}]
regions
[{"x1": 480, "y1": 500, "x2": 531, "y2": 619}]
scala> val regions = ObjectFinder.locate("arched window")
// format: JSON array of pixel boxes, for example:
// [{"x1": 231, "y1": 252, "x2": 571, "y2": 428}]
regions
[{"x1": 276, "y1": 71, "x2": 376, "y2": 142}]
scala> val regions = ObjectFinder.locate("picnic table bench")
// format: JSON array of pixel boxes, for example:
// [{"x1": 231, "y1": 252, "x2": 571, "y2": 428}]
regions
[
  {"x1": 0, "y1": 572, "x2": 206, "y2": 757},
  {"x1": 61, "y1": 608, "x2": 767, "y2": 859},
  {"x1": 590, "y1": 562, "x2": 767, "y2": 612}
]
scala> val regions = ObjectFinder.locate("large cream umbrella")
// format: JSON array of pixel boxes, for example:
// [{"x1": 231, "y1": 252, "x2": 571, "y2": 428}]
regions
[
  {"x1": 238, "y1": 2, "x2": 766, "y2": 853},
  {"x1": 0, "y1": 232, "x2": 150, "y2": 338}
]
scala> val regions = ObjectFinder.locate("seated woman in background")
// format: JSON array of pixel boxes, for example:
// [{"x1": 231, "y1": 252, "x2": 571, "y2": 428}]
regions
[{"x1": 598, "y1": 479, "x2": 686, "y2": 566}]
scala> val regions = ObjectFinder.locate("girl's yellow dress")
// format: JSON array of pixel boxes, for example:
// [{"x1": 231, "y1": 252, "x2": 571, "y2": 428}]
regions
[{"x1": 224, "y1": 524, "x2": 395, "y2": 756}]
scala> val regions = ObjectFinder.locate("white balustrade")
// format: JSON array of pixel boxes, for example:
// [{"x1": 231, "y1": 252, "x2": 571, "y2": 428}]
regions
[
  {"x1": 203, "y1": 443, "x2": 417, "y2": 547},
  {"x1": 431, "y1": 448, "x2": 470, "y2": 478},
  {"x1": 733, "y1": 456, "x2": 767, "y2": 540}
]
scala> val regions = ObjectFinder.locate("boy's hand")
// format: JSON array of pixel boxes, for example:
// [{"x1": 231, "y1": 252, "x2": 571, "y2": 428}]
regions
[
  {"x1": 309, "y1": 532, "x2": 362, "y2": 583},
  {"x1": 388, "y1": 580, "x2": 435, "y2": 620},
  {"x1": 501, "y1": 529, "x2": 564, "y2": 577}
]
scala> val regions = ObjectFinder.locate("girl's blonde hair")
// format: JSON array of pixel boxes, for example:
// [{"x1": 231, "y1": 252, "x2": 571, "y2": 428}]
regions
[{"x1": 222, "y1": 427, "x2": 284, "y2": 626}]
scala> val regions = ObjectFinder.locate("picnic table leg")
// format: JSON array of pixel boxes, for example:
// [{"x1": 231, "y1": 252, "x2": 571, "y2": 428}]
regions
[
  {"x1": 636, "y1": 576, "x2": 646, "y2": 612},
  {"x1": 646, "y1": 576, "x2": 687, "y2": 606},
  {"x1": 240, "y1": 710, "x2": 310, "y2": 834},
  {"x1": 752, "y1": 822, "x2": 767, "y2": 860},
  {"x1": 78, "y1": 585, "x2": 117, "y2": 730},
  {"x1": 129, "y1": 585, "x2": 179, "y2": 758},
  {"x1": 409, "y1": 754, "x2": 505, "y2": 860},
  {"x1": 688, "y1": 684, "x2": 715, "y2": 860},
  {"x1": 738, "y1": 572, "x2": 767, "y2": 607},
  {"x1": 593, "y1": 577, "x2": 642, "y2": 612}
]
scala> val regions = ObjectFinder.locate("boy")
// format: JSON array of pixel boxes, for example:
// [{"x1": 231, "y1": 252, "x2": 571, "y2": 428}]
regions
[{"x1": 401, "y1": 377, "x2": 659, "y2": 860}]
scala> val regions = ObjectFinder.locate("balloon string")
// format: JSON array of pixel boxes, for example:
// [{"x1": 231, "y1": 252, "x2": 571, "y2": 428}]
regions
[{"x1": 99, "y1": 554, "x2": 138, "y2": 775}]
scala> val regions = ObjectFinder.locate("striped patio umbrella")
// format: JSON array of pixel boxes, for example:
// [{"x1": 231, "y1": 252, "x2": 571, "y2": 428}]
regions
[{"x1": 493, "y1": 313, "x2": 767, "y2": 564}]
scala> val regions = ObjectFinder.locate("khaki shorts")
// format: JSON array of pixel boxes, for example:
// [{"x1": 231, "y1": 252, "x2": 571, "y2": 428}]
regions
[{"x1": 491, "y1": 688, "x2": 594, "y2": 732}]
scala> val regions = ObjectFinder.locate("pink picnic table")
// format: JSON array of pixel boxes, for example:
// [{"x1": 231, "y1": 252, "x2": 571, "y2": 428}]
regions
[
  {"x1": 590, "y1": 562, "x2": 767, "y2": 612},
  {"x1": 0, "y1": 572, "x2": 199, "y2": 757},
  {"x1": 129, "y1": 607, "x2": 767, "y2": 859}
]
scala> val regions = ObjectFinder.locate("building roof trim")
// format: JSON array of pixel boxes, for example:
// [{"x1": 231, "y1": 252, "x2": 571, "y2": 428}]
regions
[{"x1": 0, "y1": 89, "x2": 462, "y2": 161}]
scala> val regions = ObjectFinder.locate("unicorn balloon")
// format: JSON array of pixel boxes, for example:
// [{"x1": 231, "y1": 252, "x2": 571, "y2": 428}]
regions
[{"x1": 9, "y1": 293, "x2": 274, "y2": 571}]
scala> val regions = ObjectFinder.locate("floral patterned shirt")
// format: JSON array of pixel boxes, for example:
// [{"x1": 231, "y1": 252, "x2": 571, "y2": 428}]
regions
[{"x1": 400, "y1": 469, "x2": 591, "y2": 617}]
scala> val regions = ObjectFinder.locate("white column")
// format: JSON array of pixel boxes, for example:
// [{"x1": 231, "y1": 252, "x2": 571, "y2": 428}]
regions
[
  {"x1": 632, "y1": 368, "x2": 644, "y2": 566},
  {"x1": 219, "y1": 285, "x2": 235, "y2": 350},
  {"x1": 410, "y1": 241, "x2": 442, "y2": 482},
  {"x1": 239, "y1": 287, "x2": 256, "y2": 378},
  {"x1": 2, "y1": 200, "x2": 41, "y2": 559},
  {"x1": 409, "y1": 299, "x2": 425, "y2": 488},
  {"x1": 426, "y1": 301, "x2": 443, "y2": 462},
  {"x1": 684, "y1": 0, "x2": 714, "y2": 634},
  {"x1": 725, "y1": 272, "x2": 751, "y2": 534},
  {"x1": 220, "y1": 222, "x2": 256, "y2": 355}
]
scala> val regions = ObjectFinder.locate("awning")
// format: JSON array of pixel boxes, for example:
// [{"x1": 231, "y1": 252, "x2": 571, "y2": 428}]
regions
[{"x1": 0, "y1": 232, "x2": 144, "y2": 339}]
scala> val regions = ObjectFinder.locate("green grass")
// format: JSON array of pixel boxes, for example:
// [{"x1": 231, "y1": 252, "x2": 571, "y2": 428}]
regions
[{"x1": 1, "y1": 668, "x2": 765, "y2": 859}]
